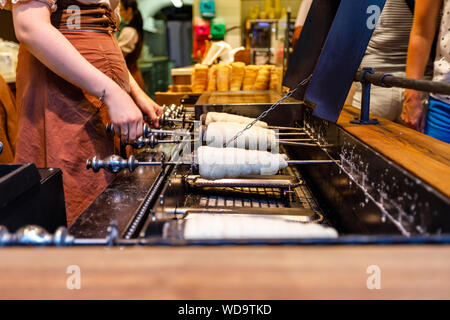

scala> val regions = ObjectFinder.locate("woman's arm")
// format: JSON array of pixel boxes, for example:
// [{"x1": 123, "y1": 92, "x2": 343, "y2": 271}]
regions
[
  {"x1": 128, "y1": 71, "x2": 163, "y2": 127},
  {"x1": 401, "y1": 0, "x2": 442, "y2": 131},
  {"x1": 12, "y1": 2, "x2": 143, "y2": 142}
]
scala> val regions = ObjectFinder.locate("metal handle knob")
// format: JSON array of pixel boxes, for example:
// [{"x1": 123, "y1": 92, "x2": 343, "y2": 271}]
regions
[
  {"x1": 129, "y1": 135, "x2": 183, "y2": 149},
  {"x1": 86, "y1": 155, "x2": 138, "y2": 173},
  {"x1": 0, "y1": 225, "x2": 74, "y2": 246},
  {"x1": 106, "y1": 122, "x2": 170, "y2": 139}
]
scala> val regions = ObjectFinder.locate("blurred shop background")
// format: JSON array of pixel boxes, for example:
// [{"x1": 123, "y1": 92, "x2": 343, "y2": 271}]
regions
[{"x1": 0, "y1": 0, "x2": 301, "y2": 99}]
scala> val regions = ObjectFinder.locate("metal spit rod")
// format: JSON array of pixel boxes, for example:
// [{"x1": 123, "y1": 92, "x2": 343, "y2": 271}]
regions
[
  {"x1": 268, "y1": 125, "x2": 305, "y2": 131},
  {"x1": 184, "y1": 175, "x2": 300, "y2": 189},
  {"x1": 106, "y1": 123, "x2": 186, "y2": 138},
  {"x1": 188, "y1": 112, "x2": 307, "y2": 131},
  {"x1": 126, "y1": 135, "x2": 318, "y2": 149},
  {"x1": 199, "y1": 113, "x2": 306, "y2": 131},
  {"x1": 107, "y1": 122, "x2": 308, "y2": 140},
  {"x1": 164, "y1": 207, "x2": 320, "y2": 223},
  {"x1": 86, "y1": 155, "x2": 337, "y2": 173}
]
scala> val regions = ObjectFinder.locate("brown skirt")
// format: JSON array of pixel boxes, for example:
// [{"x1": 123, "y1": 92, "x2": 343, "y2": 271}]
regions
[{"x1": 14, "y1": 31, "x2": 129, "y2": 225}]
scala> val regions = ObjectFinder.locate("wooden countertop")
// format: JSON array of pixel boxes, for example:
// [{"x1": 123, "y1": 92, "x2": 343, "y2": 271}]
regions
[
  {"x1": 0, "y1": 246, "x2": 449, "y2": 299},
  {"x1": 338, "y1": 106, "x2": 450, "y2": 198}
]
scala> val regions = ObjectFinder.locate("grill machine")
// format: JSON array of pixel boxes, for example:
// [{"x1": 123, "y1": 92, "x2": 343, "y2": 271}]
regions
[{"x1": 1, "y1": 0, "x2": 449, "y2": 245}]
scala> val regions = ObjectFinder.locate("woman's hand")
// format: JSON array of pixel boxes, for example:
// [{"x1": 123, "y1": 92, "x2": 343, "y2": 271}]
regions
[
  {"x1": 133, "y1": 91, "x2": 163, "y2": 127},
  {"x1": 128, "y1": 71, "x2": 163, "y2": 127},
  {"x1": 401, "y1": 0, "x2": 442, "y2": 132},
  {"x1": 104, "y1": 81, "x2": 143, "y2": 143},
  {"x1": 401, "y1": 89, "x2": 426, "y2": 132}
]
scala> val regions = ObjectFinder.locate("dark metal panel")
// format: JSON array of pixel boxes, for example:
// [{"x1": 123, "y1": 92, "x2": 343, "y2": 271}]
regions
[
  {"x1": 286, "y1": 107, "x2": 450, "y2": 236},
  {"x1": 0, "y1": 163, "x2": 41, "y2": 208},
  {"x1": 0, "y1": 167, "x2": 66, "y2": 232},
  {"x1": 306, "y1": 0, "x2": 386, "y2": 122},
  {"x1": 283, "y1": 0, "x2": 341, "y2": 100}
]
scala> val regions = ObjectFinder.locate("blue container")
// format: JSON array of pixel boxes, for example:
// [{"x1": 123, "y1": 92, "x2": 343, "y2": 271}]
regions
[{"x1": 200, "y1": 0, "x2": 216, "y2": 19}]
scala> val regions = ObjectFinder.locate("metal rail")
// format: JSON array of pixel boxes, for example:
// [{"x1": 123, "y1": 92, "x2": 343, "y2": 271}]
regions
[
  {"x1": 352, "y1": 69, "x2": 450, "y2": 125},
  {"x1": 355, "y1": 70, "x2": 450, "y2": 96},
  {"x1": 2, "y1": 224, "x2": 450, "y2": 246}
]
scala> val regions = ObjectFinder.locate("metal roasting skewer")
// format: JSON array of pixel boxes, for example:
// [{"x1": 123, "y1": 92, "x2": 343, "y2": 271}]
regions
[
  {"x1": 198, "y1": 113, "x2": 307, "y2": 132},
  {"x1": 184, "y1": 175, "x2": 300, "y2": 189},
  {"x1": 86, "y1": 155, "x2": 338, "y2": 173},
  {"x1": 164, "y1": 207, "x2": 320, "y2": 223},
  {"x1": 106, "y1": 123, "x2": 190, "y2": 139},
  {"x1": 275, "y1": 132, "x2": 309, "y2": 136},
  {"x1": 108, "y1": 108, "x2": 308, "y2": 140},
  {"x1": 267, "y1": 125, "x2": 305, "y2": 131},
  {"x1": 124, "y1": 135, "x2": 316, "y2": 149},
  {"x1": 279, "y1": 138, "x2": 314, "y2": 142},
  {"x1": 107, "y1": 122, "x2": 308, "y2": 140},
  {"x1": 150, "y1": 113, "x2": 198, "y2": 127},
  {"x1": 127, "y1": 136, "x2": 191, "y2": 149}
]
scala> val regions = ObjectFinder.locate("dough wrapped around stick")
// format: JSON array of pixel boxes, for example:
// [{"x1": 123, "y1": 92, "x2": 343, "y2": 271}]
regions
[
  {"x1": 184, "y1": 214, "x2": 339, "y2": 239},
  {"x1": 204, "y1": 112, "x2": 268, "y2": 128},
  {"x1": 252, "y1": 65, "x2": 271, "y2": 90},
  {"x1": 242, "y1": 65, "x2": 259, "y2": 90},
  {"x1": 269, "y1": 66, "x2": 283, "y2": 92},
  {"x1": 204, "y1": 122, "x2": 277, "y2": 149},
  {"x1": 230, "y1": 62, "x2": 246, "y2": 91},
  {"x1": 197, "y1": 146, "x2": 288, "y2": 179},
  {"x1": 216, "y1": 64, "x2": 231, "y2": 91},
  {"x1": 206, "y1": 65, "x2": 217, "y2": 91},
  {"x1": 191, "y1": 64, "x2": 209, "y2": 93}
]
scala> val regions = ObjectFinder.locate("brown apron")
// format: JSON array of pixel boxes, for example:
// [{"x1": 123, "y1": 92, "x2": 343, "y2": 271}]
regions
[{"x1": 14, "y1": 0, "x2": 129, "y2": 225}]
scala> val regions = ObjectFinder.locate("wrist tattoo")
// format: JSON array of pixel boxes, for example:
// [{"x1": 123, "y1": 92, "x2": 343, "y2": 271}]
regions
[{"x1": 98, "y1": 88, "x2": 106, "y2": 103}]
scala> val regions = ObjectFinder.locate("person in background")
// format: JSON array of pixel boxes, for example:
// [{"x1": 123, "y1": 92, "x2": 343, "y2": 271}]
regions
[
  {"x1": 291, "y1": 0, "x2": 312, "y2": 49},
  {"x1": 3, "y1": 0, "x2": 162, "y2": 225},
  {"x1": 352, "y1": 0, "x2": 420, "y2": 122},
  {"x1": 402, "y1": 0, "x2": 450, "y2": 143},
  {"x1": 118, "y1": 0, "x2": 145, "y2": 90}
]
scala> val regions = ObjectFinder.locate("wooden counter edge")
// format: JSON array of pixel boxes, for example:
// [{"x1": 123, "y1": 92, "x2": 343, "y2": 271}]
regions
[
  {"x1": 0, "y1": 245, "x2": 449, "y2": 299},
  {"x1": 338, "y1": 105, "x2": 450, "y2": 198}
]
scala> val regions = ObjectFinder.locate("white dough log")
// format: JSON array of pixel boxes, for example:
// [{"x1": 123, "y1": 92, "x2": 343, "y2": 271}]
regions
[
  {"x1": 197, "y1": 146, "x2": 288, "y2": 179},
  {"x1": 183, "y1": 214, "x2": 339, "y2": 239},
  {"x1": 205, "y1": 112, "x2": 268, "y2": 127},
  {"x1": 204, "y1": 122, "x2": 277, "y2": 149}
]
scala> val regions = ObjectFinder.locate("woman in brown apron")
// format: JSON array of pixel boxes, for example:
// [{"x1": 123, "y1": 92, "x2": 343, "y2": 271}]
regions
[
  {"x1": 118, "y1": 0, "x2": 145, "y2": 90},
  {"x1": 4, "y1": 0, "x2": 162, "y2": 225}
]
